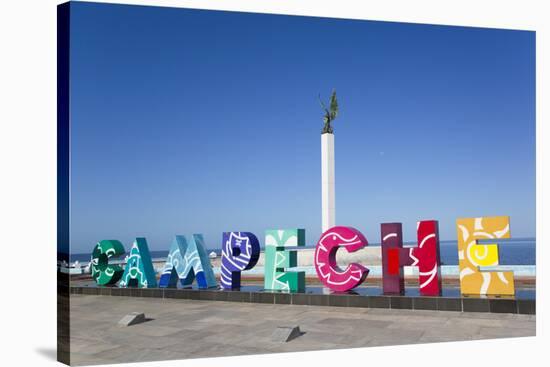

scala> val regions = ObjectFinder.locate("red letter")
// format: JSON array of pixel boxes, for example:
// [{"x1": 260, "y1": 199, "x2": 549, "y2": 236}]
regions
[{"x1": 381, "y1": 220, "x2": 442, "y2": 296}]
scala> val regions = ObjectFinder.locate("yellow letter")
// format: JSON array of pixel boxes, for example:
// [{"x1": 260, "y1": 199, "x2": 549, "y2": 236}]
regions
[{"x1": 456, "y1": 216, "x2": 514, "y2": 296}]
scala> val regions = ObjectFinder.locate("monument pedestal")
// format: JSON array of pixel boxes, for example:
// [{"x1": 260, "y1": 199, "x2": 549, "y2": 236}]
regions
[{"x1": 321, "y1": 133, "x2": 335, "y2": 232}]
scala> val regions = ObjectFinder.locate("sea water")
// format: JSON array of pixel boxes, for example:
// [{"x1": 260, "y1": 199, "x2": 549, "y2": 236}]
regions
[{"x1": 71, "y1": 237, "x2": 536, "y2": 265}]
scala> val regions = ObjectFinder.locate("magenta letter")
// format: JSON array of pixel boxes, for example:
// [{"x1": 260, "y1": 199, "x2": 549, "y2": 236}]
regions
[{"x1": 314, "y1": 226, "x2": 369, "y2": 292}]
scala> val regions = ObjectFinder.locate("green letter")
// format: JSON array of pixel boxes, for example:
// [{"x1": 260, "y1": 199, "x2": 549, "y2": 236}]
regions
[
  {"x1": 264, "y1": 229, "x2": 305, "y2": 292},
  {"x1": 91, "y1": 240, "x2": 125, "y2": 285}
]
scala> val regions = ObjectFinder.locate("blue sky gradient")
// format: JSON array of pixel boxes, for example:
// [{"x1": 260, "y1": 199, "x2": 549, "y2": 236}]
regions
[{"x1": 69, "y1": 2, "x2": 535, "y2": 253}]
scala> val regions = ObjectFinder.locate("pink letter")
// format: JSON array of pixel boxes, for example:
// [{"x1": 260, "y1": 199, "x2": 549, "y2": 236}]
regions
[{"x1": 314, "y1": 226, "x2": 369, "y2": 292}]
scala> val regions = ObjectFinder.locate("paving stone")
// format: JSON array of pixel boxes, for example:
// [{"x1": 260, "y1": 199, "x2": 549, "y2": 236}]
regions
[
  {"x1": 317, "y1": 318, "x2": 391, "y2": 329},
  {"x1": 69, "y1": 294, "x2": 536, "y2": 365},
  {"x1": 478, "y1": 326, "x2": 535, "y2": 338}
]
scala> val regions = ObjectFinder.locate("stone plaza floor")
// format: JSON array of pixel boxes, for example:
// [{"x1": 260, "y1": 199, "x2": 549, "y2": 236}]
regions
[{"x1": 69, "y1": 294, "x2": 536, "y2": 365}]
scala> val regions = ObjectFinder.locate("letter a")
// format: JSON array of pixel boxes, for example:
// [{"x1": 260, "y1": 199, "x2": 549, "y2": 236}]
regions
[{"x1": 119, "y1": 238, "x2": 157, "y2": 288}]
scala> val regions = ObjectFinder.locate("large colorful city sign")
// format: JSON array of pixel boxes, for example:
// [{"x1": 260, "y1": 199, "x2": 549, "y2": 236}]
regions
[{"x1": 90, "y1": 216, "x2": 515, "y2": 296}]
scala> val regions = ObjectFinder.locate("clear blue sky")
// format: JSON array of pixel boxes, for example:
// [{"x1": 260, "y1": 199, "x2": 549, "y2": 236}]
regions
[{"x1": 69, "y1": 2, "x2": 535, "y2": 253}]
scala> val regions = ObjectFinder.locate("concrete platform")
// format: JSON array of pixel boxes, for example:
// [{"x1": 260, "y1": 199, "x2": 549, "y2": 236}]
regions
[
  {"x1": 70, "y1": 285, "x2": 536, "y2": 314},
  {"x1": 69, "y1": 294, "x2": 536, "y2": 366}
]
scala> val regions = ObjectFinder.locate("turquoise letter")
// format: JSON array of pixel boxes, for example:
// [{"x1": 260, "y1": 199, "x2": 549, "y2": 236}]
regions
[{"x1": 119, "y1": 238, "x2": 158, "y2": 288}]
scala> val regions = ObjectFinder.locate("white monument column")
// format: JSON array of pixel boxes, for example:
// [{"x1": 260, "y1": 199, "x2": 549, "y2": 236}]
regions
[{"x1": 321, "y1": 133, "x2": 335, "y2": 232}]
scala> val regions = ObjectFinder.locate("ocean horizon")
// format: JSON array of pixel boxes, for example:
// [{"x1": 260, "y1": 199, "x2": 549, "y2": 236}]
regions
[{"x1": 69, "y1": 237, "x2": 536, "y2": 266}]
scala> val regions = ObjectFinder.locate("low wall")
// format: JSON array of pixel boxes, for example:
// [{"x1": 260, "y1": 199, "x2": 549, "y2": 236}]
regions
[{"x1": 70, "y1": 286, "x2": 536, "y2": 315}]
